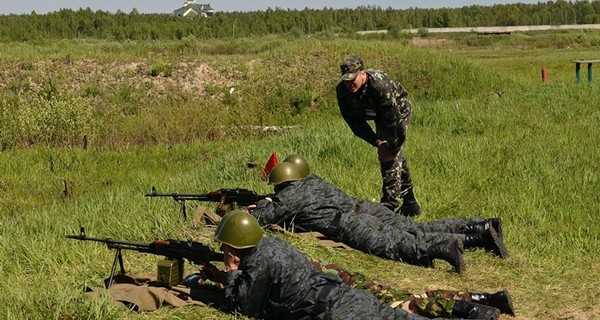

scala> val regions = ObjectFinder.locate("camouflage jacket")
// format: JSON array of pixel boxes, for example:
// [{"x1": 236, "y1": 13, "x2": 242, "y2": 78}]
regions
[
  {"x1": 252, "y1": 174, "x2": 396, "y2": 229},
  {"x1": 251, "y1": 174, "x2": 361, "y2": 233},
  {"x1": 224, "y1": 236, "x2": 341, "y2": 319},
  {"x1": 223, "y1": 237, "x2": 431, "y2": 320},
  {"x1": 336, "y1": 69, "x2": 412, "y2": 150}
]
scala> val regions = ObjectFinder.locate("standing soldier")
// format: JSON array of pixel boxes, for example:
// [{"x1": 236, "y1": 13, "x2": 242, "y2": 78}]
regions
[{"x1": 336, "y1": 56, "x2": 420, "y2": 216}]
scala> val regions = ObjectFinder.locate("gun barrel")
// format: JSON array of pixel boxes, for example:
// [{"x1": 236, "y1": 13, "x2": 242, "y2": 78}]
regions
[
  {"x1": 66, "y1": 234, "x2": 223, "y2": 263},
  {"x1": 66, "y1": 234, "x2": 152, "y2": 250}
]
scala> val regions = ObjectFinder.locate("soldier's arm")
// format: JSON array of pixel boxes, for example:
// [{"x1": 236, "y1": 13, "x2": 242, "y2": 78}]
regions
[
  {"x1": 251, "y1": 197, "x2": 293, "y2": 227},
  {"x1": 337, "y1": 81, "x2": 379, "y2": 146},
  {"x1": 223, "y1": 253, "x2": 272, "y2": 317}
]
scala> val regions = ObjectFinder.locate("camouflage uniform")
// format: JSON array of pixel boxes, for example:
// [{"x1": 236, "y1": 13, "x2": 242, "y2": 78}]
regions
[
  {"x1": 317, "y1": 263, "x2": 472, "y2": 318},
  {"x1": 224, "y1": 236, "x2": 442, "y2": 320},
  {"x1": 337, "y1": 69, "x2": 415, "y2": 211},
  {"x1": 349, "y1": 200, "x2": 488, "y2": 236},
  {"x1": 305, "y1": 174, "x2": 487, "y2": 237},
  {"x1": 252, "y1": 174, "x2": 471, "y2": 267}
]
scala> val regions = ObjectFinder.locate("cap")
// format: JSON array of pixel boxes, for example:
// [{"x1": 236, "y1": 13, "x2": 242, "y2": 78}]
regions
[{"x1": 340, "y1": 56, "x2": 364, "y2": 81}]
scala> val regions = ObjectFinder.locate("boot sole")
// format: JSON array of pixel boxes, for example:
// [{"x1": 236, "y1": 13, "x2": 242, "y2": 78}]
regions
[
  {"x1": 454, "y1": 240, "x2": 466, "y2": 273},
  {"x1": 489, "y1": 227, "x2": 509, "y2": 259},
  {"x1": 490, "y1": 218, "x2": 504, "y2": 241},
  {"x1": 494, "y1": 290, "x2": 516, "y2": 316}
]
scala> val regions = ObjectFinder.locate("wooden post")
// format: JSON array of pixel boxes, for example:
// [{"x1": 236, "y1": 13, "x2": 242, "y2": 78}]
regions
[{"x1": 541, "y1": 68, "x2": 548, "y2": 83}]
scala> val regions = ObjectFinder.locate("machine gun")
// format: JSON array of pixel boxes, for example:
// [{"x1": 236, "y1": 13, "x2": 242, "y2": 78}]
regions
[
  {"x1": 66, "y1": 227, "x2": 223, "y2": 288},
  {"x1": 145, "y1": 186, "x2": 267, "y2": 219}
]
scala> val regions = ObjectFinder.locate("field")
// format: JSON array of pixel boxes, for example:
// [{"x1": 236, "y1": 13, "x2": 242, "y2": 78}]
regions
[{"x1": 0, "y1": 31, "x2": 599, "y2": 320}]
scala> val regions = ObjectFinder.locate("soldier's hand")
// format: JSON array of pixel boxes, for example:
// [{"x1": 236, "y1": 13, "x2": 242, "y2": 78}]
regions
[
  {"x1": 224, "y1": 249, "x2": 241, "y2": 271},
  {"x1": 200, "y1": 263, "x2": 226, "y2": 284},
  {"x1": 377, "y1": 140, "x2": 395, "y2": 162}
]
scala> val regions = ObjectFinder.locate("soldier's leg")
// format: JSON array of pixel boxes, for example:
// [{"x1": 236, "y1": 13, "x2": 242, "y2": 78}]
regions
[
  {"x1": 409, "y1": 293, "x2": 456, "y2": 318},
  {"x1": 424, "y1": 289, "x2": 470, "y2": 301},
  {"x1": 398, "y1": 158, "x2": 421, "y2": 216},
  {"x1": 469, "y1": 290, "x2": 515, "y2": 316},
  {"x1": 376, "y1": 212, "x2": 489, "y2": 236},
  {"x1": 414, "y1": 231, "x2": 466, "y2": 273},
  {"x1": 379, "y1": 151, "x2": 420, "y2": 216},
  {"x1": 394, "y1": 217, "x2": 485, "y2": 234},
  {"x1": 411, "y1": 290, "x2": 502, "y2": 320},
  {"x1": 380, "y1": 155, "x2": 402, "y2": 212},
  {"x1": 333, "y1": 213, "x2": 466, "y2": 272},
  {"x1": 363, "y1": 205, "x2": 508, "y2": 259},
  {"x1": 333, "y1": 213, "x2": 431, "y2": 266},
  {"x1": 327, "y1": 285, "x2": 437, "y2": 320},
  {"x1": 405, "y1": 219, "x2": 508, "y2": 258},
  {"x1": 418, "y1": 228, "x2": 507, "y2": 260}
]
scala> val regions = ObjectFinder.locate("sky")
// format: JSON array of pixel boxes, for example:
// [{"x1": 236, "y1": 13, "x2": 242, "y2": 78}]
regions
[{"x1": 0, "y1": 1, "x2": 548, "y2": 15}]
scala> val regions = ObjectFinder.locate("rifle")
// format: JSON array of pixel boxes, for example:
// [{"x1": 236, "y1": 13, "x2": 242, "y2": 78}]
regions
[
  {"x1": 66, "y1": 227, "x2": 223, "y2": 288},
  {"x1": 145, "y1": 186, "x2": 266, "y2": 219}
]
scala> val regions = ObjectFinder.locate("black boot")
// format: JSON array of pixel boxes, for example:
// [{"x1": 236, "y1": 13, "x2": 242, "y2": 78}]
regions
[
  {"x1": 428, "y1": 238, "x2": 465, "y2": 273},
  {"x1": 464, "y1": 226, "x2": 509, "y2": 259},
  {"x1": 452, "y1": 300, "x2": 500, "y2": 320},
  {"x1": 399, "y1": 188, "x2": 421, "y2": 217},
  {"x1": 463, "y1": 219, "x2": 504, "y2": 240},
  {"x1": 470, "y1": 290, "x2": 516, "y2": 316}
]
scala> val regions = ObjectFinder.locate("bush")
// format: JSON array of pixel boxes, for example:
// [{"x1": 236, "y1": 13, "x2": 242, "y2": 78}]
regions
[{"x1": 0, "y1": 95, "x2": 96, "y2": 148}]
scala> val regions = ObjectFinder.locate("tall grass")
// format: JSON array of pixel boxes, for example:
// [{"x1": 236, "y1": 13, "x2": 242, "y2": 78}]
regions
[{"x1": 1, "y1": 35, "x2": 599, "y2": 319}]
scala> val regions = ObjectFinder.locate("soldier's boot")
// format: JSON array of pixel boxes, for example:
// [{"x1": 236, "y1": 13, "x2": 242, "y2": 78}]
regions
[
  {"x1": 463, "y1": 219, "x2": 504, "y2": 240},
  {"x1": 489, "y1": 218, "x2": 503, "y2": 241},
  {"x1": 464, "y1": 226, "x2": 509, "y2": 259},
  {"x1": 452, "y1": 300, "x2": 500, "y2": 320},
  {"x1": 470, "y1": 290, "x2": 516, "y2": 316},
  {"x1": 428, "y1": 238, "x2": 465, "y2": 273},
  {"x1": 399, "y1": 188, "x2": 421, "y2": 217}
]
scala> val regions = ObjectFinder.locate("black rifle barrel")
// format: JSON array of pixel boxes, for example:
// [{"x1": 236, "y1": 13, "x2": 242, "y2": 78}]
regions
[{"x1": 65, "y1": 232, "x2": 223, "y2": 262}]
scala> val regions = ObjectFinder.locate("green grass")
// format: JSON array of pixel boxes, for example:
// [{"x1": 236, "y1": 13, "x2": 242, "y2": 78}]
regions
[{"x1": 1, "y1": 34, "x2": 599, "y2": 319}]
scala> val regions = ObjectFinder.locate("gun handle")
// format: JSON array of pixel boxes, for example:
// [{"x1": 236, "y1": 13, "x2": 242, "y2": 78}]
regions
[{"x1": 180, "y1": 199, "x2": 187, "y2": 220}]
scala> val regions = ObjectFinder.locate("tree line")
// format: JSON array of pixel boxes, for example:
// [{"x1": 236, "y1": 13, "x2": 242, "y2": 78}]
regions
[{"x1": 1, "y1": 0, "x2": 600, "y2": 41}]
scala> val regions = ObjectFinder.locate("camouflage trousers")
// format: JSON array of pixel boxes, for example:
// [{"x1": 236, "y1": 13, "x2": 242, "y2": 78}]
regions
[
  {"x1": 318, "y1": 263, "x2": 469, "y2": 318},
  {"x1": 380, "y1": 151, "x2": 414, "y2": 211},
  {"x1": 353, "y1": 201, "x2": 488, "y2": 237},
  {"x1": 379, "y1": 97, "x2": 414, "y2": 211}
]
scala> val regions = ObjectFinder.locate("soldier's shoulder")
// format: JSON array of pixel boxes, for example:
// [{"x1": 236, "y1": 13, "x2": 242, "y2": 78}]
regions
[
  {"x1": 366, "y1": 69, "x2": 399, "y2": 93},
  {"x1": 366, "y1": 69, "x2": 389, "y2": 81},
  {"x1": 259, "y1": 236, "x2": 285, "y2": 248},
  {"x1": 336, "y1": 81, "x2": 350, "y2": 97}
]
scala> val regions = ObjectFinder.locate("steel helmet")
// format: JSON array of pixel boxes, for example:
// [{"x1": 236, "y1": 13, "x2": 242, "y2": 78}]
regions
[
  {"x1": 283, "y1": 154, "x2": 310, "y2": 178},
  {"x1": 268, "y1": 162, "x2": 303, "y2": 186},
  {"x1": 214, "y1": 210, "x2": 263, "y2": 249},
  {"x1": 213, "y1": 210, "x2": 238, "y2": 237}
]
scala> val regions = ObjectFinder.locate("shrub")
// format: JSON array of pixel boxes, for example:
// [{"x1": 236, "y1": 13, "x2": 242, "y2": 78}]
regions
[{"x1": 0, "y1": 95, "x2": 96, "y2": 148}]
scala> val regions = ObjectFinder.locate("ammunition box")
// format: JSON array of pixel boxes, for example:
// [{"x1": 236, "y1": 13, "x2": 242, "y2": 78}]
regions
[{"x1": 157, "y1": 259, "x2": 184, "y2": 286}]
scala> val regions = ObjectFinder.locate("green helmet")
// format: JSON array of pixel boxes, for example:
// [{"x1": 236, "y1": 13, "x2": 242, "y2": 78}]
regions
[
  {"x1": 283, "y1": 154, "x2": 310, "y2": 178},
  {"x1": 214, "y1": 210, "x2": 238, "y2": 237},
  {"x1": 268, "y1": 162, "x2": 303, "y2": 186},
  {"x1": 214, "y1": 210, "x2": 263, "y2": 249}
]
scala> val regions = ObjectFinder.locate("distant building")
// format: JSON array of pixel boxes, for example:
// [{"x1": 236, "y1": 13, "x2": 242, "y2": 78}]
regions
[{"x1": 173, "y1": 1, "x2": 214, "y2": 18}]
